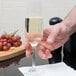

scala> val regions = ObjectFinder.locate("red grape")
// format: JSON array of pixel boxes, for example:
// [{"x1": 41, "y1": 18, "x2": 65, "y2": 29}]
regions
[
  {"x1": 16, "y1": 36, "x2": 21, "y2": 41},
  {"x1": 3, "y1": 39, "x2": 7, "y2": 42},
  {"x1": 8, "y1": 35, "x2": 13, "y2": 40},
  {"x1": 12, "y1": 36, "x2": 18, "y2": 42},
  {"x1": 3, "y1": 46, "x2": 9, "y2": 51},
  {"x1": 7, "y1": 43, "x2": 11, "y2": 48},
  {"x1": 0, "y1": 42, "x2": 3, "y2": 51},
  {"x1": 0, "y1": 47, "x2": 3, "y2": 51},
  {"x1": 7, "y1": 39, "x2": 11, "y2": 43},
  {"x1": 13, "y1": 42, "x2": 19, "y2": 47},
  {"x1": 3, "y1": 41, "x2": 7, "y2": 46},
  {"x1": 1, "y1": 34, "x2": 6, "y2": 39},
  {"x1": 0, "y1": 36, "x2": 1, "y2": 40},
  {"x1": 17, "y1": 41, "x2": 22, "y2": 46},
  {"x1": 1, "y1": 34, "x2": 8, "y2": 39},
  {"x1": 0, "y1": 42, "x2": 3, "y2": 48},
  {"x1": 0, "y1": 39, "x2": 4, "y2": 43}
]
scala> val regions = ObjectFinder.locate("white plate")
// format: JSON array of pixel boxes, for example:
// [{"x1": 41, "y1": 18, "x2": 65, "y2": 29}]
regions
[{"x1": 18, "y1": 62, "x2": 76, "y2": 76}]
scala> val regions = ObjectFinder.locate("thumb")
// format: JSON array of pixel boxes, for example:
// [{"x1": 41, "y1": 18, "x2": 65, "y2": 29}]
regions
[{"x1": 47, "y1": 29, "x2": 59, "y2": 43}]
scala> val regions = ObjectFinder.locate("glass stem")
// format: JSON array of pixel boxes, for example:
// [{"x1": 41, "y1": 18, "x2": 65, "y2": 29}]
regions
[{"x1": 32, "y1": 47, "x2": 36, "y2": 69}]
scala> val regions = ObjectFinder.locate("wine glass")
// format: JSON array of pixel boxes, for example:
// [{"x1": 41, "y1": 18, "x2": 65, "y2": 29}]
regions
[{"x1": 25, "y1": 17, "x2": 43, "y2": 75}]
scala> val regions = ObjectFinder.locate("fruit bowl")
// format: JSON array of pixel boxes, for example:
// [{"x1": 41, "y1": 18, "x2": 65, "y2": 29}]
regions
[{"x1": 0, "y1": 44, "x2": 25, "y2": 61}]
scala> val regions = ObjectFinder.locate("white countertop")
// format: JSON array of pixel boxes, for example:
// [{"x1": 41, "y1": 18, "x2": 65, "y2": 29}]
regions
[{"x1": 18, "y1": 62, "x2": 76, "y2": 76}]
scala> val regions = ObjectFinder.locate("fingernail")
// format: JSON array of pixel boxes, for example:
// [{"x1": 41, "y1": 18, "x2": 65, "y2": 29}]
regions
[
  {"x1": 42, "y1": 55, "x2": 49, "y2": 59},
  {"x1": 26, "y1": 54, "x2": 30, "y2": 57},
  {"x1": 26, "y1": 51, "x2": 30, "y2": 57}
]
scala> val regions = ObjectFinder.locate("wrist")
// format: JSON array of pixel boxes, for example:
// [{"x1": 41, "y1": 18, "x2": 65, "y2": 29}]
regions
[
  {"x1": 63, "y1": 6, "x2": 76, "y2": 35},
  {"x1": 63, "y1": 19, "x2": 76, "y2": 36}
]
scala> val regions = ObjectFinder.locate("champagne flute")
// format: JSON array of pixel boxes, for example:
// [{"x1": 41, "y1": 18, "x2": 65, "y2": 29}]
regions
[{"x1": 25, "y1": 17, "x2": 43, "y2": 75}]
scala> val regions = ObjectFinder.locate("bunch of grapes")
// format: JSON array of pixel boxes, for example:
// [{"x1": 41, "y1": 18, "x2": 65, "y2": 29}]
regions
[{"x1": 0, "y1": 31, "x2": 22, "y2": 51}]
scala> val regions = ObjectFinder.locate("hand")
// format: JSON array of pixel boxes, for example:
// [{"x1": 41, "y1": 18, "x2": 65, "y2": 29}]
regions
[
  {"x1": 25, "y1": 33, "x2": 42, "y2": 57},
  {"x1": 38, "y1": 22, "x2": 70, "y2": 59},
  {"x1": 25, "y1": 41, "x2": 34, "y2": 57}
]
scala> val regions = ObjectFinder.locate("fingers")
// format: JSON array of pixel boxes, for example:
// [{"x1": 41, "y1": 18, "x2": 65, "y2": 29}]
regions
[
  {"x1": 25, "y1": 41, "x2": 30, "y2": 49},
  {"x1": 42, "y1": 26, "x2": 51, "y2": 41},
  {"x1": 38, "y1": 45, "x2": 53, "y2": 59},
  {"x1": 38, "y1": 49, "x2": 52, "y2": 59},
  {"x1": 47, "y1": 28, "x2": 59, "y2": 44},
  {"x1": 37, "y1": 26, "x2": 55, "y2": 59},
  {"x1": 25, "y1": 41, "x2": 34, "y2": 57},
  {"x1": 26, "y1": 50, "x2": 32, "y2": 57},
  {"x1": 39, "y1": 41, "x2": 53, "y2": 50},
  {"x1": 25, "y1": 48, "x2": 34, "y2": 57}
]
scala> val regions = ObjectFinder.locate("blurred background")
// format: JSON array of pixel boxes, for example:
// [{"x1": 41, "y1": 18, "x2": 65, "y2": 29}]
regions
[{"x1": 0, "y1": 0, "x2": 76, "y2": 76}]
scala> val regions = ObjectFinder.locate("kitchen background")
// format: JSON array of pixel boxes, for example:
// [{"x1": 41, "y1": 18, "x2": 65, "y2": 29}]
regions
[{"x1": 0, "y1": 0, "x2": 76, "y2": 76}]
